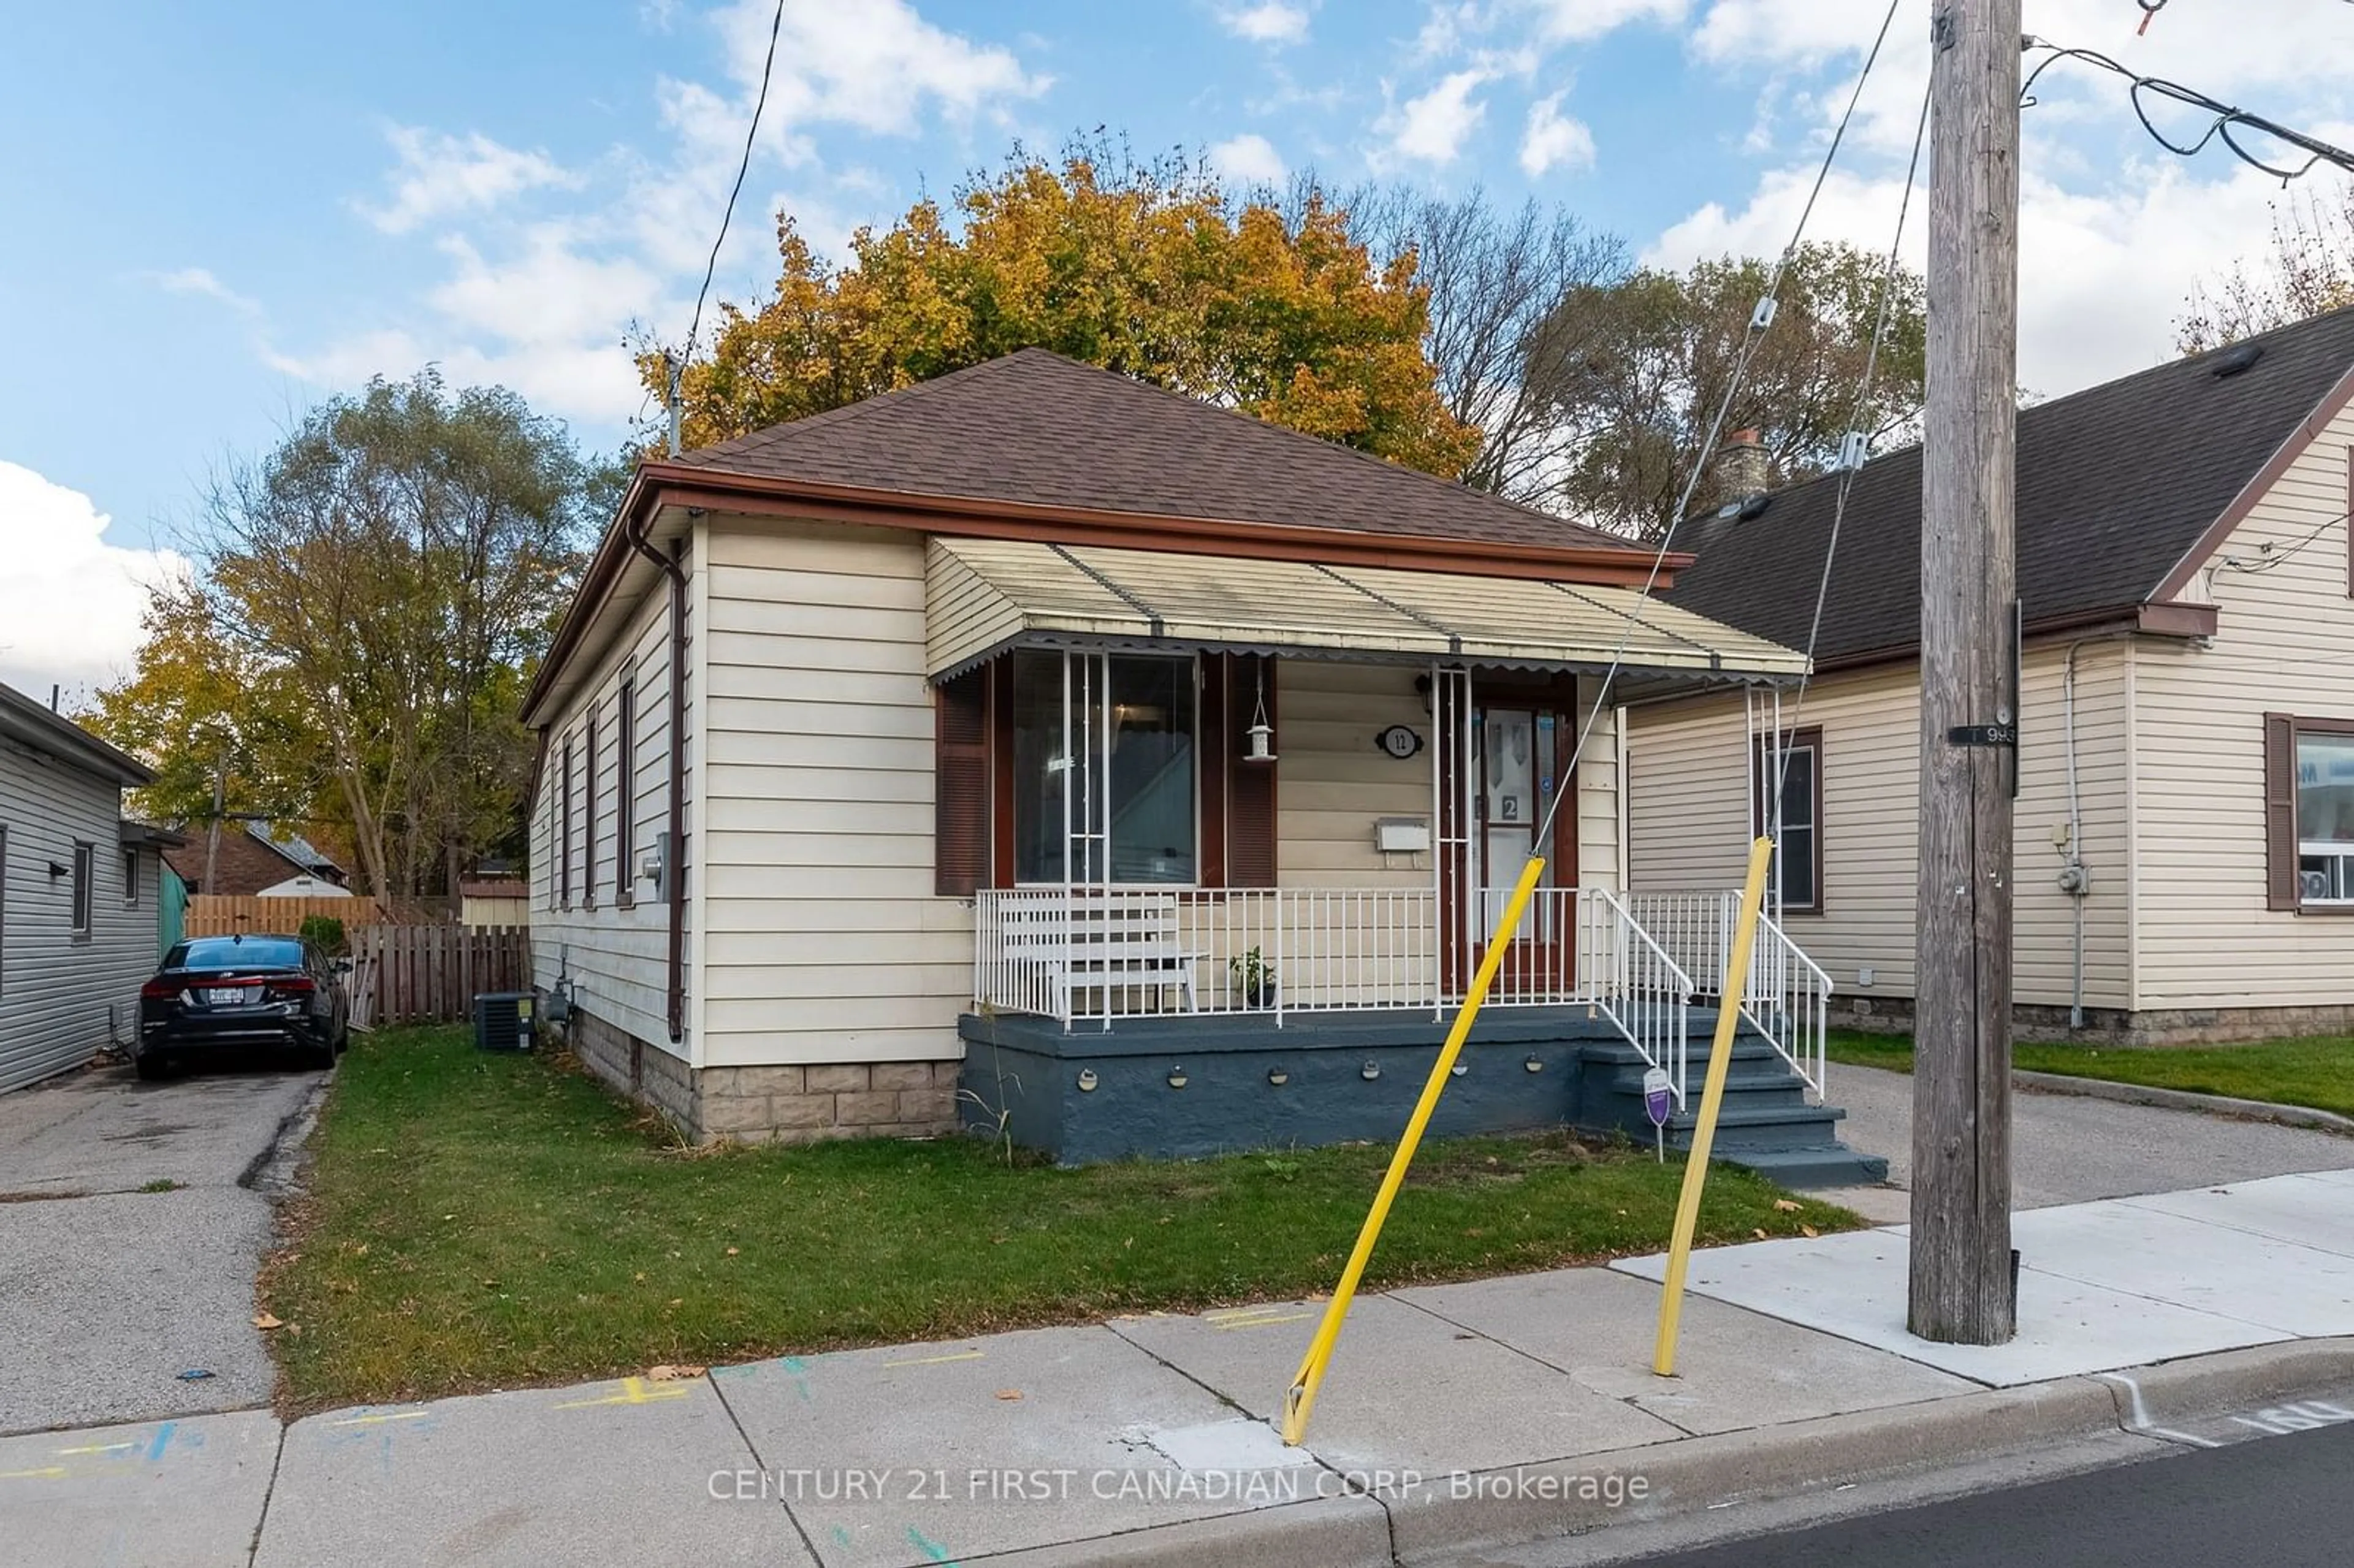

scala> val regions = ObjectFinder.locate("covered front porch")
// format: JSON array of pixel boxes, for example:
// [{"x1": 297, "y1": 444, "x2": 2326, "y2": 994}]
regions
[{"x1": 928, "y1": 535, "x2": 1869, "y2": 1179}]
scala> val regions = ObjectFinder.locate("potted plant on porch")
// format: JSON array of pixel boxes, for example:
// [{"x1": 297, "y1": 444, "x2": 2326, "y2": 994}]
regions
[{"x1": 1230, "y1": 946, "x2": 1278, "y2": 1010}]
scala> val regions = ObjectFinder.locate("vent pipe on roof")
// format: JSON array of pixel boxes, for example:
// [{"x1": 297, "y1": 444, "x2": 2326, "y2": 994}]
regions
[{"x1": 1715, "y1": 428, "x2": 1770, "y2": 502}]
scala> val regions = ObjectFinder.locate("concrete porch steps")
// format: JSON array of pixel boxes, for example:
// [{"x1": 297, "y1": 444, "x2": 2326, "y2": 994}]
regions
[{"x1": 1578, "y1": 1030, "x2": 1890, "y2": 1190}]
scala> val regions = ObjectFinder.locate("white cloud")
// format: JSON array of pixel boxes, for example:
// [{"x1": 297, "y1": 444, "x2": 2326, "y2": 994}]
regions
[
  {"x1": 1520, "y1": 91, "x2": 1597, "y2": 176},
  {"x1": 360, "y1": 128, "x2": 580, "y2": 235},
  {"x1": 1521, "y1": 0, "x2": 1689, "y2": 42},
  {"x1": 0, "y1": 463, "x2": 188, "y2": 704},
  {"x1": 1208, "y1": 132, "x2": 1289, "y2": 187},
  {"x1": 1218, "y1": 2, "x2": 1312, "y2": 45},
  {"x1": 1378, "y1": 69, "x2": 1492, "y2": 166},
  {"x1": 152, "y1": 267, "x2": 261, "y2": 316}
]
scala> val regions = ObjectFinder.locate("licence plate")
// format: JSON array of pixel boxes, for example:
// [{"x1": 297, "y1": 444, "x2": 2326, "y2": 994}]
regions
[{"x1": 205, "y1": 988, "x2": 249, "y2": 1007}]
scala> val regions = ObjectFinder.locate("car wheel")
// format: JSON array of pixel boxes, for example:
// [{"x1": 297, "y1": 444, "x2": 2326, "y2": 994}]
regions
[{"x1": 134, "y1": 1051, "x2": 172, "y2": 1081}]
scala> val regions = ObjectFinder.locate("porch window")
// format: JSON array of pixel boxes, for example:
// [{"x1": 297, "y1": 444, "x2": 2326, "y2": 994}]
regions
[
  {"x1": 2270, "y1": 714, "x2": 2354, "y2": 909},
  {"x1": 1754, "y1": 727, "x2": 1823, "y2": 915},
  {"x1": 1010, "y1": 650, "x2": 1197, "y2": 885}
]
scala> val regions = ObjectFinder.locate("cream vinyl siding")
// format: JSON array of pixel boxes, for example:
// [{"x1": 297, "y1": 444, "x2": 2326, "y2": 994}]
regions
[
  {"x1": 0, "y1": 750, "x2": 157, "y2": 1094},
  {"x1": 1275, "y1": 661, "x2": 1433, "y2": 889},
  {"x1": 2133, "y1": 397, "x2": 2354, "y2": 1010},
  {"x1": 700, "y1": 516, "x2": 971, "y2": 1068},
  {"x1": 1626, "y1": 645, "x2": 2132, "y2": 1010},
  {"x1": 530, "y1": 542, "x2": 688, "y2": 1059}
]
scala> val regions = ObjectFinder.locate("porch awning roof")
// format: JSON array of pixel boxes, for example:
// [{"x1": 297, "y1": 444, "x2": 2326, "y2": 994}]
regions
[{"x1": 924, "y1": 538, "x2": 1810, "y2": 682}]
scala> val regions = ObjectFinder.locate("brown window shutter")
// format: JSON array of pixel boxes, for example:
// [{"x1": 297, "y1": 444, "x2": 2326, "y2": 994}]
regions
[
  {"x1": 936, "y1": 669, "x2": 989, "y2": 896},
  {"x1": 1228, "y1": 654, "x2": 1278, "y2": 888},
  {"x1": 2265, "y1": 712, "x2": 2299, "y2": 911}
]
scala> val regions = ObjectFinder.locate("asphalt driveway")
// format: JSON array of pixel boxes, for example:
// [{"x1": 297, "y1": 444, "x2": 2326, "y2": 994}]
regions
[
  {"x1": 0, "y1": 1057, "x2": 323, "y2": 1434},
  {"x1": 1830, "y1": 1062, "x2": 2354, "y2": 1214}
]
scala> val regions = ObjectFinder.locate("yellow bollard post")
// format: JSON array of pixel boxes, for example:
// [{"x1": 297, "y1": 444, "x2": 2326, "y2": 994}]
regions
[
  {"x1": 1652, "y1": 835, "x2": 1775, "y2": 1378},
  {"x1": 1280, "y1": 855, "x2": 1547, "y2": 1447}
]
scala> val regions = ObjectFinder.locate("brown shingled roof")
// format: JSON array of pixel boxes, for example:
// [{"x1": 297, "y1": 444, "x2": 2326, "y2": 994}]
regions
[{"x1": 669, "y1": 348, "x2": 1634, "y2": 554}]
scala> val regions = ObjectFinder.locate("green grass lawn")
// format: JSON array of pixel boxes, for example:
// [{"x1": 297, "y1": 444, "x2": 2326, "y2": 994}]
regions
[
  {"x1": 266, "y1": 1026, "x2": 1860, "y2": 1410},
  {"x1": 1826, "y1": 1029, "x2": 2354, "y2": 1119}
]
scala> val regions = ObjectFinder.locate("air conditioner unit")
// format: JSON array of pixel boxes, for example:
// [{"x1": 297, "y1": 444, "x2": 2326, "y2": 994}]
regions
[{"x1": 474, "y1": 991, "x2": 536, "y2": 1052}]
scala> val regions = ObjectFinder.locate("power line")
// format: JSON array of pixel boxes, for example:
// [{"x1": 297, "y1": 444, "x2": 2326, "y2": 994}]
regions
[
  {"x1": 2022, "y1": 39, "x2": 2354, "y2": 184},
  {"x1": 1528, "y1": 0, "x2": 1906, "y2": 853},
  {"x1": 668, "y1": 0, "x2": 787, "y2": 451}
]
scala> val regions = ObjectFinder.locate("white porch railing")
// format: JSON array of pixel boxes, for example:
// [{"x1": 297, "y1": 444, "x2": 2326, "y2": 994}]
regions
[
  {"x1": 972, "y1": 885, "x2": 1698, "y2": 1102},
  {"x1": 1621, "y1": 890, "x2": 1834, "y2": 1100}
]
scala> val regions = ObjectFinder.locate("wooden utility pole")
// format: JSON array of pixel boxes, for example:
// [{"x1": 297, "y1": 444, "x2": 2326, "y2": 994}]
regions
[{"x1": 1912, "y1": 0, "x2": 2021, "y2": 1345}]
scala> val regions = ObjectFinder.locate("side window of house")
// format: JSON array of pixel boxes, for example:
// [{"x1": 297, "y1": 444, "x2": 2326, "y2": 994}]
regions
[
  {"x1": 560, "y1": 738, "x2": 575, "y2": 909},
  {"x1": 124, "y1": 848, "x2": 140, "y2": 904},
  {"x1": 1753, "y1": 728, "x2": 1823, "y2": 915},
  {"x1": 615, "y1": 669, "x2": 635, "y2": 907},
  {"x1": 584, "y1": 709, "x2": 600, "y2": 911},
  {"x1": 1, "y1": 824, "x2": 9, "y2": 993},
  {"x1": 2269, "y1": 714, "x2": 2354, "y2": 910},
  {"x1": 71, "y1": 840, "x2": 94, "y2": 935}
]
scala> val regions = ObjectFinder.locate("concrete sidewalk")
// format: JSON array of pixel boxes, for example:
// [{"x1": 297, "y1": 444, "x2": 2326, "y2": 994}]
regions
[{"x1": 11, "y1": 1169, "x2": 2354, "y2": 1568}]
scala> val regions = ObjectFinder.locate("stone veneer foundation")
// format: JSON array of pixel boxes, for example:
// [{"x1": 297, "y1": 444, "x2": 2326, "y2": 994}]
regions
[
  {"x1": 567, "y1": 1010, "x2": 960, "y2": 1144},
  {"x1": 1833, "y1": 995, "x2": 2354, "y2": 1048}
]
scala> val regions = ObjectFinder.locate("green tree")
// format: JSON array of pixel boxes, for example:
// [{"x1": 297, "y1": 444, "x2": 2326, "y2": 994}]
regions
[
  {"x1": 1525, "y1": 242, "x2": 1928, "y2": 538},
  {"x1": 90, "y1": 373, "x2": 599, "y2": 898},
  {"x1": 648, "y1": 144, "x2": 1480, "y2": 478}
]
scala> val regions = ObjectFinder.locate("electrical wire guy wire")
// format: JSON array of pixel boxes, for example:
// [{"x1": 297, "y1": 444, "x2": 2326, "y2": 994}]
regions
[
  {"x1": 1527, "y1": 0, "x2": 1905, "y2": 855},
  {"x1": 2022, "y1": 38, "x2": 2354, "y2": 184},
  {"x1": 669, "y1": 0, "x2": 787, "y2": 425}
]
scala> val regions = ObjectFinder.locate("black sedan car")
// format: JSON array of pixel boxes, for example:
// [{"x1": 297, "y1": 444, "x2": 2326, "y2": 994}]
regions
[{"x1": 136, "y1": 934, "x2": 350, "y2": 1078}]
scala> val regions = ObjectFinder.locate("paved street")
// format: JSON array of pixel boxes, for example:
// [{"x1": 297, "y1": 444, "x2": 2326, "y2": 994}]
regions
[
  {"x1": 1613, "y1": 1414, "x2": 2354, "y2": 1567},
  {"x1": 1829, "y1": 1062, "x2": 2353, "y2": 1211},
  {"x1": 0, "y1": 1057, "x2": 322, "y2": 1434}
]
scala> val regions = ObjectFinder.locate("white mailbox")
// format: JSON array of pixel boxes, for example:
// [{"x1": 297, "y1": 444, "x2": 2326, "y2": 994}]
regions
[{"x1": 1374, "y1": 816, "x2": 1433, "y2": 854}]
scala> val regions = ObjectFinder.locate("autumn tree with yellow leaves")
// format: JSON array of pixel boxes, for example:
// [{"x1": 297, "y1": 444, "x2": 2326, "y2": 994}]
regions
[{"x1": 645, "y1": 148, "x2": 1482, "y2": 479}]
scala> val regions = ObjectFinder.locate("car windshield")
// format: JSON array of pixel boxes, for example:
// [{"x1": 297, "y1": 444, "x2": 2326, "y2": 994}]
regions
[{"x1": 167, "y1": 937, "x2": 306, "y2": 972}]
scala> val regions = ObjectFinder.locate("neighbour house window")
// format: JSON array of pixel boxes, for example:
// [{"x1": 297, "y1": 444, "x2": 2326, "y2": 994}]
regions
[
  {"x1": 1, "y1": 825, "x2": 8, "y2": 993},
  {"x1": 1753, "y1": 728, "x2": 1823, "y2": 916},
  {"x1": 560, "y1": 739, "x2": 574, "y2": 909},
  {"x1": 2269, "y1": 714, "x2": 2354, "y2": 910},
  {"x1": 123, "y1": 848, "x2": 139, "y2": 904},
  {"x1": 584, "y1": 710, "x2": 600, "y2": 910},
  {"x1": 71, "y1": 840, "x2": 94, "y2": 935},
  {"x1": 1010, "y1": 650, "x2": 1198, "y2": 885},
  {"x1": 615, "y1": 669, "x2": 635, "y2": 907}
]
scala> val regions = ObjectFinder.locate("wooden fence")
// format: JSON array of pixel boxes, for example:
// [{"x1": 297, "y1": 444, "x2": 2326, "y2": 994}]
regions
[
  {"x1": 185, "y1": 894, "x2": 385, "y2": 938},
  {"x1": 349, "y1": 924, "x2": 531, "y2": 1029}
]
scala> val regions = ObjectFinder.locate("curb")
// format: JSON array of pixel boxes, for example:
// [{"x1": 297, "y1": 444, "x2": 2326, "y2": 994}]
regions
[
  {"x1": 2013, "y1": 1070, "x2": 2354, "y2": 1136},
  {"x1": 1004, "y1": 1334, "x2": 2354, "y2": 1568}
]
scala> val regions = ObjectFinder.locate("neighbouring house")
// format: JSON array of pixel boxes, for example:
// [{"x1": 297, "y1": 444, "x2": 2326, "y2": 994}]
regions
[
  {"x1": 460, "y1": 878, "x2": 530, "y2": 929},
  {"x1": 1628, "y1": 304, "x2": 2354, "y2": 1045},
  {"x1": 164, "y1": 823, "x2": 348, "y2": 898},
  {"x1": 0, "y1": 680, "x2": 180, "y2": 1093},
  {"x1": 520, "y1": 348, "x2": 1883, "y2": 1184}
]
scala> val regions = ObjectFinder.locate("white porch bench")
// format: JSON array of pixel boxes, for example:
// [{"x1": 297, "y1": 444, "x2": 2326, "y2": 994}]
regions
[{"x1": 999, "y1": 894, "x2": 1200, "y2": 1018}]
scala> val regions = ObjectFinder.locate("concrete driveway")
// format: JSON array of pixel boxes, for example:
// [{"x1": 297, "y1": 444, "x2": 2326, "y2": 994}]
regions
[
  {"x1": 1829, "y1": 1063, "x2": 2353, "y2": 1217},
  {"x1": 0, "y1": 1057, "x2": 323, "y2": 1434}
]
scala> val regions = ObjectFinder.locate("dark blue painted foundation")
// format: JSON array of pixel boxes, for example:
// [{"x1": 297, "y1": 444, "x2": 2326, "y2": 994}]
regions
[{"x1": 956, "y1": 1007, "x2": 1887, "y2": 1188}]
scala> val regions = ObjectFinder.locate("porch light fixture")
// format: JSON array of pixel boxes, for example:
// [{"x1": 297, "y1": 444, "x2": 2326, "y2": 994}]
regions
[
  {"x1": 1167, "y1": 1066, "x2": 1189, "y2": 1089},
  {"x1": 1524, "y1": 1054, "x2": 1545, "y2": 1073},
  {"x1": 1360, "y1": 1060, "x2": 1381, "y2": 1081},
  {"x1": 1244, "y1": 661, "x2": 1276, "y2": 763},
  {"x1": 1076, "y1": 1068, "x2": 1099, "y2": 1091},
  {"x1": 1267, "y1": 1067, "x2": 1289, "y2": 1087}
]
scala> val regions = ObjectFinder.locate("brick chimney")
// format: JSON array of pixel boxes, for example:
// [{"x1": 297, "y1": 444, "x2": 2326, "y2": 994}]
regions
[{"x1": 1715, "y1": 428, "x2": 1770, "y2": 500}]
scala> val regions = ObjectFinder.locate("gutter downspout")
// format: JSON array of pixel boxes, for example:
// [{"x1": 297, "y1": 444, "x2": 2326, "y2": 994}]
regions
[
  {"x1": 2061, "y1": 633, "x2": 2133, "y2": 1031},
  {"x1": 626, "y1": 506, "x2": 690, "y2": 1045}
]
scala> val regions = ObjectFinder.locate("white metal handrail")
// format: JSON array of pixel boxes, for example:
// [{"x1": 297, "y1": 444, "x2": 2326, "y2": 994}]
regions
[
  {"x1": 1748, "y1": 911, "x2": 1832, "y2": 1100},
  {"x1": 1581, "y1": 888, "x2": 1696, "y2": 1106}
]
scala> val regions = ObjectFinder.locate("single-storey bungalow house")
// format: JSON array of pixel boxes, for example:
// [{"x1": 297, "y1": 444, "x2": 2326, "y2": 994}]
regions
[
  {"x1": 0, "y1": 680, "x2": 178, "y2": 1092},
  {"x1": 522, "y1": 349, "x2": 1882, "y2": 1183},
  {"x1": 1628, "y1": 304, "x2": 2354, "y2": 1045},
  {"x1": 164, "y1": 823, "x2": 349, "y2": 898}
]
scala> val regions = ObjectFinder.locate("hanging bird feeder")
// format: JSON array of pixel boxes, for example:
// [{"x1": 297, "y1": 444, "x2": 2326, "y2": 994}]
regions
[{"x1": 1245, "y1": 661, "x2": 1277, "y2": 763}]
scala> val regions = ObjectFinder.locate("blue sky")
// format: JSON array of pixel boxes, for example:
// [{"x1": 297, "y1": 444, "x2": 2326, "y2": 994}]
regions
[{"x1": 5, "y1": 0, "x2": 2352, "y2": 700}]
